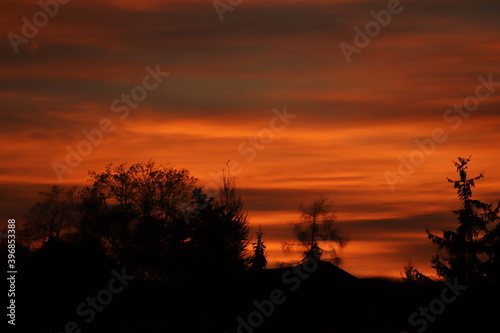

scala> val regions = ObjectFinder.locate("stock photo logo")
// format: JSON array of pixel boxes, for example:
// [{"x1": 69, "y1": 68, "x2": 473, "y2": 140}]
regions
[
  {"x1": 385, "y1": 74, "x2": 500, "y2": 192},
  {"x1": 400, "y1": 278, "x2": 467, "y2": 333},
  {"x1": 226, "y1": 255, "x2": 324, "y2": 333},
  {"x1": 51, "y1": 65, "x2": 169, "y2": 182},
  {"x1": 7, "y1": 0, "x2": 72, "y2": 54},
  {"x1": 339, "y1": 0, "x2": 404, "y2": 64},
  {"x1": 47, "y1": 268, "x2": 135, "y2": 333}
]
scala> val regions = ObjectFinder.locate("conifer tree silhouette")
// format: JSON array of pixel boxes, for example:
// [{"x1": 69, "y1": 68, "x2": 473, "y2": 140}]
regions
[
  {"x1": 400, "y1": 260, "x2": 432, "y2": 285},
  {"x1": 427, "y1": 156, "x2": 500, "y2": 282},
  {"x1": 250, "y1": 225, "x2": 267, "y2": 270}
]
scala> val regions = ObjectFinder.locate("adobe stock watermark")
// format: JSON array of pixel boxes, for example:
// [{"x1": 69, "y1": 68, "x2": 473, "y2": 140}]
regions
[
  {"x1": 51, "y1": 64, "x2": 169, "y2": 182},
  {"x1": 213, "y1": 0, "x2": 242, "y2": 22},
  {"x1": 227, "y1": 255, "x2": 319, "y2": 333},
  {"x1": 49, "y1": 267, "x2": 135, "y2": 333},
  {"x1": 179, "y1": 106, "x2": 296, "y2": 225},
  {"x1": 385, "y1": 73, "x2": 500, "y2": 192},
  {"x1": 400, "y1": 277, "x2": 467, "y2": 333},
  {"x1": 339, "y1": 0, "x2": 405, "y2": 64},
  {"x1": 7, "y1": 0, "x2": 71, "y2": 54}
]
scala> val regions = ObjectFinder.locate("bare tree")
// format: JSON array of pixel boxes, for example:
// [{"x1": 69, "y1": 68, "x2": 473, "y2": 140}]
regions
[
  {"x1": 89, "y1": 160, "x2": 197, "y2": 222},
  {"x1": 284, "y1": 194, "x2": 348, "y2": 265},
  {"x1": 23, "y1": 185, "x2": 78, "y2": 244}
]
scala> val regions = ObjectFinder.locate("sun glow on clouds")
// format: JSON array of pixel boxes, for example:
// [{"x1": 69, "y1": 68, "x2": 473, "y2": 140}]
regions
[{"x1": 1, "y1": 0, "x2": 500, "y2": 278}]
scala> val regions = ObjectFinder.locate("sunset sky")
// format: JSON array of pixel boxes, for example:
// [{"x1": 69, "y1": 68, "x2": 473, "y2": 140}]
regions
[{"x1": 1, "y1": 0, "x2": 500, "y2": 278}]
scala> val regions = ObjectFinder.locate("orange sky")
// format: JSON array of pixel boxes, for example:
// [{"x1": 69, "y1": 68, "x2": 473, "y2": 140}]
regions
[{"x1": 1, "y1": 0, "x2": 500, "y2": 278}]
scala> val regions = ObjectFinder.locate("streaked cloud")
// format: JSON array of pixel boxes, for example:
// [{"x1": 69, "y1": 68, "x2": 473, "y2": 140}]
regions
[{"x1": 1, "y1": 0, "x2": 499, "y2": 277}]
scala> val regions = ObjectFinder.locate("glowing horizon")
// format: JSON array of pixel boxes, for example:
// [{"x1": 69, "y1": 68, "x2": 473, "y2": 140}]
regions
[{"x1": 1, "y1": 0, "x2": 500, "y2": 279}]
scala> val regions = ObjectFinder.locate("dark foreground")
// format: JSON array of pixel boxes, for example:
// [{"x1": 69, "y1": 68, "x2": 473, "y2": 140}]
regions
[{"x1": 11, "y1": 247, "x2": 500, "y2": 333}]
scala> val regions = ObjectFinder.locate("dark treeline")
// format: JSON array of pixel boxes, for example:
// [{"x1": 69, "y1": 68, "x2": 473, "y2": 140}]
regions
[
  {"x1": 18, "y1": 160, "x2": 251, "y2": 281},
  {"x1": 2, "y1": 157, "x2": 500, "y2": 333}
]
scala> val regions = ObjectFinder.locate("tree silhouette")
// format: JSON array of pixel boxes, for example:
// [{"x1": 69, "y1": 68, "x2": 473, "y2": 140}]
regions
[
  {"x1": 213, "y1": 167, "x2": 248, "y2": 226},
  {"x1": 284, "y1": 194, "x2": 348, "y2": 265},
  {"x1": 400, "y1": 260, "x2": 432, "y2": 285},
  {"x1": 427, "y1": 156, "x2": 500, "y2": 282},
  {"x1": 250, "y1": 225, "x2": 267, "y2": 270},
  {"x1": 22, "y1": 161, "x2": 203, "y2": 279},
  {"x1": 76, "y1": 184, "x2": 108, "y2": 239},
  {"x1": 86, "y1": 161, "x2": 198, "y2": 278},
  {"x1": 211, "y1": 168, "x2": 250, "y2": 269},
  {"x1": 181, "y1": 178, "x2": 250, "y2": 278},
  {"x1": 89, "y1": 160, "x2": 197, "y2": 222},
  {"x1": 23, "y1": 185, "x2": 78, "y2": 245},
  {"x1": 482, "y1": 221, "x2": 500, "y2": 282},
  {"x1": 21, "y1": 160, "x2": 258, "y2": 281}
]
